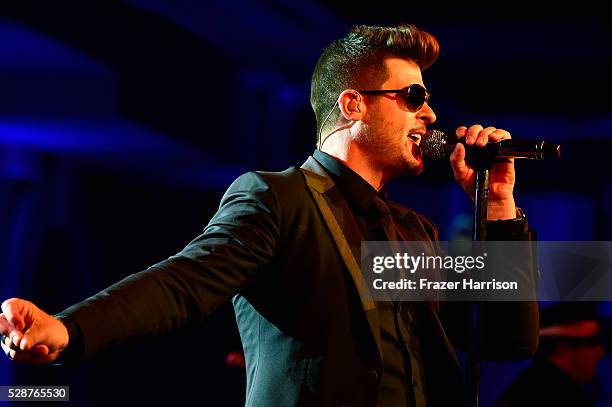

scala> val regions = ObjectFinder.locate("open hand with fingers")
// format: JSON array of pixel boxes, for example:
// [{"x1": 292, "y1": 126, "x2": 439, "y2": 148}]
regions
[{"x1": 0, "y1": 298, "x2": 69, "y2": 364}]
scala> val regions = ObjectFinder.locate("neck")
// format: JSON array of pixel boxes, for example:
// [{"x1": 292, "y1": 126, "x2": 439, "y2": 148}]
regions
[{"x1": 321, "y1": 138, "x2": 388, "y2": 192}]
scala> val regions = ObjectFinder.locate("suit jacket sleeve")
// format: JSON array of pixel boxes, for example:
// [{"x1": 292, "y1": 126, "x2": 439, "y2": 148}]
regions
[
  {"x1": 56, "y1": 171, "x2": 281, "y2": 363},
  {"x1": 440, "y1": 215, "x2": 539, "y2": 360}
]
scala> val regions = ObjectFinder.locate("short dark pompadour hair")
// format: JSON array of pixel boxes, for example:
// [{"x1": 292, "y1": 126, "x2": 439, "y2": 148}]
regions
[{"x1": 310, "y1": 24, "x2": 439, "y2": 146}]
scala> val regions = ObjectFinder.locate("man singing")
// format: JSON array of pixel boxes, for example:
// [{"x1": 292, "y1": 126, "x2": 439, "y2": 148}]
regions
[{"x1": 1, "y1": 24, "x2": 538, "y2": 406}]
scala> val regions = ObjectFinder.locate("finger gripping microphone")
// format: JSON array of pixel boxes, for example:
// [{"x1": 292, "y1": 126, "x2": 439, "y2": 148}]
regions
[{"x1": 421, "y1": 130, "x2": 561, "y2": 160}]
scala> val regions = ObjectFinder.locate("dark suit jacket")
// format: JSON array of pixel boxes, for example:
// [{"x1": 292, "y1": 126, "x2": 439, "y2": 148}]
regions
[{"x1": 58, "y1": 156, "x2": 538, "y2": 406}]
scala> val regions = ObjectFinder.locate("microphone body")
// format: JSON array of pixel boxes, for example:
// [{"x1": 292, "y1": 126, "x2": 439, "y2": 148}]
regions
[{"x1": 421, "y1": 130, "x2": 561, "y2": 160}]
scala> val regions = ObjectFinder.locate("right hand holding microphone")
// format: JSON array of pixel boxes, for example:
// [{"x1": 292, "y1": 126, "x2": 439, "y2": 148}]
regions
[{"x1": 0, "y1": 298, "x2": 69, "y2": 364}]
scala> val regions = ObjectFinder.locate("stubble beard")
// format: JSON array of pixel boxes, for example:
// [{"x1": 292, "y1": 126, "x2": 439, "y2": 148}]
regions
[{"x1": 356, "y1": 128, "x2": 423, "y2": 178}]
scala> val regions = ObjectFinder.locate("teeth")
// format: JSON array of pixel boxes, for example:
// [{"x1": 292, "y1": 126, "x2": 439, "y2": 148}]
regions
[{"x1": 408, "y1": 134, "x2": 422, "y2": 143}]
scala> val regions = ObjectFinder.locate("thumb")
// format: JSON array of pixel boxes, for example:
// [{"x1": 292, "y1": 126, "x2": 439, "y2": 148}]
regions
[
  {"x1": 449, "y1": 142, "x2": 465, "y2": 166},
  {"x1": 1, "y1": 298, "x2": 28, "y2": 331},
  {"x1": 19, "y1": 325, "x2": 46, "y2": 351},
  {"x1": 450, "y1": 143, "x2": 469, "y2": 179},
  {"x1": 20, "y1": 315, "x2": 68, "y2": 353}
]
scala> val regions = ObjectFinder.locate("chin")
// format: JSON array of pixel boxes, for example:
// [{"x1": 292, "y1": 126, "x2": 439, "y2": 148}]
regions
[
  {"x1": 405, "y1": 154, "x2": 424, "y2": 176},
  {"x1": 408, "y1": 163, "x2": 424, "y2": 176},
  {"x1": 405, "y1": 145, "x2": 423, "y2": 175},
  {"x1": 397, "y1": 160, "x2": 423, "y2": 177}
]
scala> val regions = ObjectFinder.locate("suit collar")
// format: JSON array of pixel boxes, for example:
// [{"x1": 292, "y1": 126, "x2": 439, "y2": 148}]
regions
[
  {"x1": 300, "y1": 156, "x2": 383, "y2": 364},
  {"x1": 301, "y1": 156, "x2": 455, "y2": 379},
  {"x1": 312, "y1": 150, "x2": 380, "y2": 213}
]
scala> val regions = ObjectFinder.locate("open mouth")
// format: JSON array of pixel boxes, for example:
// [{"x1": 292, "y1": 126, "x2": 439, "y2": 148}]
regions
[{"x1": 407, "y1": 133, "x2": 422, "y2": 145}]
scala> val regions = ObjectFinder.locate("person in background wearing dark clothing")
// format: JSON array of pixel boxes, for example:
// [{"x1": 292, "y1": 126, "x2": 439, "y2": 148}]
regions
[
  {"x1": 2, "y1": 24, "x2": 538, "y2": 406},
  {"x1": 498, "y1": 303, "x2": 606, "y2": 407}
]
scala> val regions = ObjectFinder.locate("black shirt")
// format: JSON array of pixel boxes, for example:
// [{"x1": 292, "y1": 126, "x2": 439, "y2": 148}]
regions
[{"x1": 313, "y1": 150, "x2": 425, "y2": 407}]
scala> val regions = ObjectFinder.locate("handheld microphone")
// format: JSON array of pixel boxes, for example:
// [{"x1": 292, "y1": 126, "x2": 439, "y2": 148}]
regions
[{"x1": 421, "y1": 130, "x2": 561, "y2": 160}]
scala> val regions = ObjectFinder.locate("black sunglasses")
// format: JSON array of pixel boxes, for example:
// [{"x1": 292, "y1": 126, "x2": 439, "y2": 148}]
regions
[{"x1": 358, "y1": 83, "x2": 431, "y2": 111}]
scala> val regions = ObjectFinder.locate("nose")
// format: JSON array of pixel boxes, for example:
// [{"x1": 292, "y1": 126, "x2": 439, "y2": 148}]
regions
[{"x1": 418, "y1": 102, "x2": 436, "y2": 124}]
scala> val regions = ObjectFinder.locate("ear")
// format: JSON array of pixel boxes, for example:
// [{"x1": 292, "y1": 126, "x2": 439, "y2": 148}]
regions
[{"x1": 338, "y1": 90, "x2": 365, "y2": 122}]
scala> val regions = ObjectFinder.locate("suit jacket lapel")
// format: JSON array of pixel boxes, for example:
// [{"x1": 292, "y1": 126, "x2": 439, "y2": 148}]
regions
[{"x1": 299, "y1": 156, "x2": 383, "y2": 362}]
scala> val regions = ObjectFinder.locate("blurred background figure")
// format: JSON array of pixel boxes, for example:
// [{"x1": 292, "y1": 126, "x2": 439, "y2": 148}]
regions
[{"x1": 498, "y1": 302, "x2": 607, "y2": 407}]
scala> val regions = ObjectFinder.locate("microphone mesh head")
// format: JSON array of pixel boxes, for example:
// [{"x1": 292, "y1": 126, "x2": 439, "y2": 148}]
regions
[{"x1": 421, "y1": 130, "x2": 447, "y2": 159}]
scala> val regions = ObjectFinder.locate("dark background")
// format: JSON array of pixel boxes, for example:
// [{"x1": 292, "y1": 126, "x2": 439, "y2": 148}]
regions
[{"x1": 0, "y1": 1, "x2": 611, "y2": 405}]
